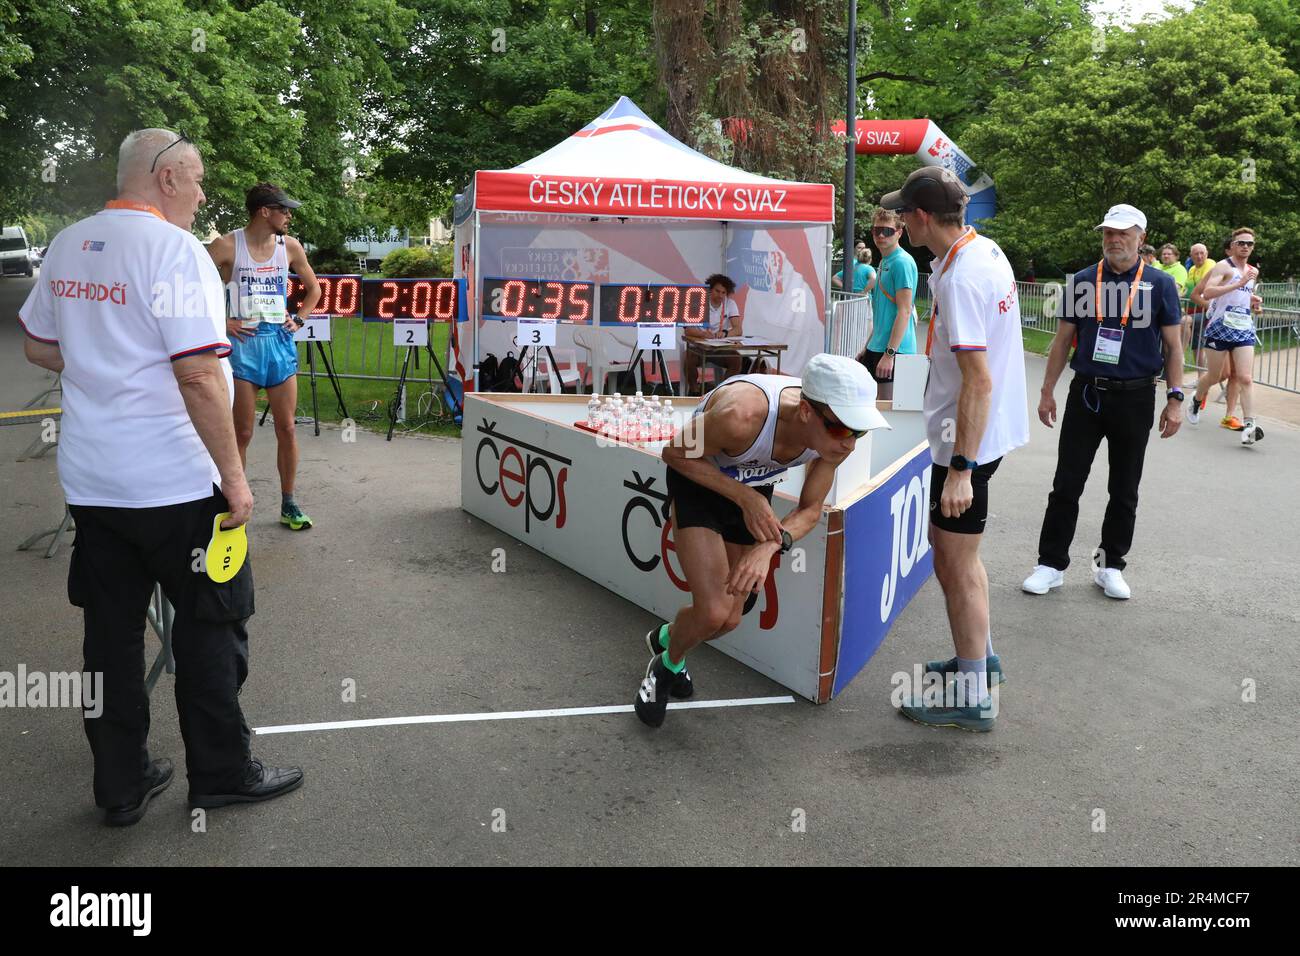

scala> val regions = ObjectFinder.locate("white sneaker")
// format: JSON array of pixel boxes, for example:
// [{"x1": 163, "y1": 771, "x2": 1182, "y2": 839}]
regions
[
  {"x1": 1241, "y1": 419, "x2": 1259, "y2": 445},
  {"x1": 1187, "y1": 395, "x2": 1202, "y2": 425},
  {"x1": 1022, "y1": 565, "x2": 1064, "y2": 594},
  {"x1": 1094, "y1": 567, "x2": 1131, "y2": 600}
]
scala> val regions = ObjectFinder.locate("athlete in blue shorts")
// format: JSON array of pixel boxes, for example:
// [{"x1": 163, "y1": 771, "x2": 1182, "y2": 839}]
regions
[{"x1": 208, "y1": 183, "x2": 321, "y2": 528}]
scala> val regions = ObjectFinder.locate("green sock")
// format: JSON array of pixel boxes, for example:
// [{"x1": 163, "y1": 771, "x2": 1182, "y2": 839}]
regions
[
  {"x1": 657, "y1": 623, "x2": 670, "y2": 650},
  {"x1": 661, "y1": 649, "x2": 685, "y2": 674}
]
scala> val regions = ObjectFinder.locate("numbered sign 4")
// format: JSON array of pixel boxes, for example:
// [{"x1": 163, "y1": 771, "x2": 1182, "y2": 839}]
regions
[
  {"x1": 394, "y1": 320, "x2": 428, "y2": 347},
  {"x1": 517, "y1": 318, "x2": 557, "y2": 348},
  {"x1": 637, "y1": 322, "x2": 676, "y2": 351},
  {"x1": 293, "y1": 316, "x2": 331, "y2": 343}
]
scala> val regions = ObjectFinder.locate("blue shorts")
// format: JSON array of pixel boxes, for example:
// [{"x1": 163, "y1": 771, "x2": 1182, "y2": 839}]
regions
[
  {"x1": 228, "y1": 323, "x2": 299, "y2": 389},
  {"x1": 1203, "y1": 318, "x2": 1258, "y2": 351}
]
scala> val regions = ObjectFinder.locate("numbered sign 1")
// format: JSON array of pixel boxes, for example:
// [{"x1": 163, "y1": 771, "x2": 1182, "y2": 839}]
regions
[
  {"x1": 293, "y1": 316, "x2": 331, "y2": 343},
  {"x1": 394, "y1": 320, "x2": 428, "y2": 347},
  {"x1": 517, "y1": 318, "x2": 556, "y2": 348},
  {"x1": 637, "y1": 322, "x2": 676, "y2": 351}
]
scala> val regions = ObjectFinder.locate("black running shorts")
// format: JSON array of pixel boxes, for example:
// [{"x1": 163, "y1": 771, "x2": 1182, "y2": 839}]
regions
[
  {"x1": 928, "y1": 458, "x2": 1002, "y2": 535},
  {"x1": 666, "y1": 467, "x2": 774, "y2": 546}
]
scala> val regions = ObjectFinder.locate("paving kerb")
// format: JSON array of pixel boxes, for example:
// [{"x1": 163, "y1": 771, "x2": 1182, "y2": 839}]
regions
[{"x1": 2, "y1": 273, "x2": 1297, "y2": 865}]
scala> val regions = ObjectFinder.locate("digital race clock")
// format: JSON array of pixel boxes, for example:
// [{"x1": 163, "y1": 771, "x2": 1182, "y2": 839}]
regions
[
  {"x1": 362, "y1": 278, "x2": 461, "y2": 322},
  {"x1": 598, "y1": 283, "x2": 709, "y2": 326},
  {"x1": 288, "y1": 274, "x2": 362, "y2": 318},
  {"x1": 480, "y1": 277, "x2": 596, "y2": 323}
]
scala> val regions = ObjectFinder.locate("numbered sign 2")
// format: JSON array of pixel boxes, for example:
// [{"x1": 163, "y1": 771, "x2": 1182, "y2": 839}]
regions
[
  {"x1": 293, "y1": 316, "x2": 331, "y2": 343},
  {"x1": 637, "y1": 322, "x2": 676, "y2": 351},
  {"x1": 517, "y1": 318, "x2": 556, "y2": 348},
  {"x1": 394, "y1": 320, "x2": 428, "y2": 347}
]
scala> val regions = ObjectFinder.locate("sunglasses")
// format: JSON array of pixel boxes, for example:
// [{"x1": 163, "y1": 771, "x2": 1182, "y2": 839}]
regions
[
  {"x1": 150, "y1": 132, "x2": 191, "y2": 173},
  {"x1": 872, "y1": 226, "x2": 898, "y2": 237},
  {"x1": 809, "y1": 401, "x2": 867, "y2": 440},
  {"x1": 1234, "y1": 239, "x2": 1255, "y2": 247}
]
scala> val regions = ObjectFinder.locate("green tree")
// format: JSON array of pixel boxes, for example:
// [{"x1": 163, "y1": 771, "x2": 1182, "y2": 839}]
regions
[
  {"x1": 962, "y1": 1, "x2": 1300, "y2": 274},
  {"x1": 381, "y1": 0, "x2": 660, "y2": 208}
]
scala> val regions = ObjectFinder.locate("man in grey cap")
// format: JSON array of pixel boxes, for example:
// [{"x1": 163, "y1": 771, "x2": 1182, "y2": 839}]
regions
[
  {"x1": 208, "y1": 183, "x2": 321, "y2": 532},
  {"x1": 633, "y1": 354, "x2": 890, "y2": 728},
  {"x1": 880, "y1": 166, "x2": 1029, "y2": 732},
  {"x1": 1024, "y1": 203, "x2": 1183, "y2": 602}
]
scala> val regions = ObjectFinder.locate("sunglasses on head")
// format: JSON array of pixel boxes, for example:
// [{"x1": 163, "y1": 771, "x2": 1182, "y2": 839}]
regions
[
  {"x1": 872, "y1": 226, "x2": 898, "y2": 237},
  {"x1": 809, "y1": 400, "x2": 868, "y2": 440},
  {"x1": 150, "y1": 132, "x2": 191, "y2": 173}
]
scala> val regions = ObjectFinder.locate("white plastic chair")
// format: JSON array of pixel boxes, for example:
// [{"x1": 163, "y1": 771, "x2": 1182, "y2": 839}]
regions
[
  {"x1": 529, "y1": 348, "x2": 581, "y2": 394},
  {"x1": 602, "y1": 328, "x2": 645, "y2": 394},
  {"x1": 570, "y1": 327, "x2": 597, "y2": 392}
]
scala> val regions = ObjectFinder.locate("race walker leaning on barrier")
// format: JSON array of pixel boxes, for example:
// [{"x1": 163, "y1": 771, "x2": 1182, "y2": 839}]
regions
[
  {"x1": 882, "y1": 166, "x2": 1029, "y2": 732},
  {"x1": 1188, "y1": 227, "x2": 1265, "y2": 446},
  {"x1": 633, "y1": 355, "x2": 890, "y2": 728},
  {"x1": 1024, "y1": 203, "x2": 1183, "y2": 603},
  {"x1": 17, "y1": 128, "x2": 302, "y2": 826},
  {"x1": 207, "y1": 183, "x2": 320, "y2": 530}
]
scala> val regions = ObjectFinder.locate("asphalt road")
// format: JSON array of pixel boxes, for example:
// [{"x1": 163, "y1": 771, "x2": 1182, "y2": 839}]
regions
[{"x1": 2, "y1": 270, "x2": 1297, "y2": 866}]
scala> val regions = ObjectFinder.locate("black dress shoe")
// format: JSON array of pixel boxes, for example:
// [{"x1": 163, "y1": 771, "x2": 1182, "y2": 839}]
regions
[
  {"x1": 104, "y1": 758, "x2": 174, "y2": 827},
  {"x1": 188, "y1": 757, "x2": 304, "y2": 809}
]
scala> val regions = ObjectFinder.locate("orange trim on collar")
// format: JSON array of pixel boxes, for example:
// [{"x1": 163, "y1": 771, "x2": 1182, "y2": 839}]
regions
[{"x1": 105, "y1": 200, "x2": 166, "y2": 221}]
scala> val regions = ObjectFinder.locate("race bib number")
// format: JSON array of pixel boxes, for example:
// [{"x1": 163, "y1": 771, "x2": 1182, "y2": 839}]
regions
[
  {"x1": 239, "y1": 273, "x2": 288, "y2": 325},
  {"x1": 1223, "y1": 306, "x2": 1253, "y2": 331},
  {"x1": 1092, "y1": 327, "x2": 1123, "y2": 366}
]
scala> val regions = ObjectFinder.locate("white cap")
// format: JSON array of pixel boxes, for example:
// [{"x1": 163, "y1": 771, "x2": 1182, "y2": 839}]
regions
[
  {"x1": 801, "y1": 354, "x2": 891, "y2": 432},
  {"x1": 1095, "y1": 203, "x2": 1147, "y2": 232}
]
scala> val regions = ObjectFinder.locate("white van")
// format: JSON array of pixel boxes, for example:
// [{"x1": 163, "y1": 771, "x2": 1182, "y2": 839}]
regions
[{"x1": 1, "y1": 225, "x2": 34, "y2": 278}]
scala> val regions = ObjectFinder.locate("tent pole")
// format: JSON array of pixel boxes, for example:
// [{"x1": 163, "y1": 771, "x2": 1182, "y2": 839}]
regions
[
  {"x1": 473, "y1": 211, "x2": 481, "y2": 390},
  {"x1": 824, "y1": 226, "x2": 835, "y2": 354}
]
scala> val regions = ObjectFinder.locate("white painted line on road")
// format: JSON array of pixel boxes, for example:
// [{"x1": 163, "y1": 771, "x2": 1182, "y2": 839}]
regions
[{"x1": 254, "y1": 696, "x2": 797, "y2": 735}]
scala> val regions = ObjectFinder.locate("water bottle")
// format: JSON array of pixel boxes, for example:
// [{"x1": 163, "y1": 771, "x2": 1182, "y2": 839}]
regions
[
  {"x1": 639, "y1": 406, "x2": 653, "y2": 443},
  {"x1": 586, "y1": 395, "x2": 601, "y2": 428},
  {"x1": 663, "y1": 400, "x2": 676, "y2": 441}
]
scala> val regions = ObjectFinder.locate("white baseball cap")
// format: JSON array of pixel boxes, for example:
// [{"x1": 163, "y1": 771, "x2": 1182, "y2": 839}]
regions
[
  {"x1": 1095, "y1": 203, "x2": 1147, "y2": 232},
  {"x1": 801, "y1": 353, "x2": 891, "y2": 432}
]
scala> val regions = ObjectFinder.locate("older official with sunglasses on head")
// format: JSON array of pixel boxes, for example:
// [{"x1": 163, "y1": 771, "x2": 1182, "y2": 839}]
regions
[{"x1": 17, "y1": 129, "x2": 304, "y2": 825}]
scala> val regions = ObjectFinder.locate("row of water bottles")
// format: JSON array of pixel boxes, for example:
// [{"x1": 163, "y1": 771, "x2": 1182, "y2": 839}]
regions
[{"x1": 586, "y1": 391, "x2": 678, "y2": 442}]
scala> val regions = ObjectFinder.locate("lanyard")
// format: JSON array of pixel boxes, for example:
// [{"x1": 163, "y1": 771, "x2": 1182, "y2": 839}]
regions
[
  {"x1": 925, "y1": 226, "x2": 977, "y2": 357},
  {"x1": 1095, "y1": 259, "x2": 1145, "y2": 328},
  {"x1": 105, "y1": 199, "x2": 166, "y2": 221}
]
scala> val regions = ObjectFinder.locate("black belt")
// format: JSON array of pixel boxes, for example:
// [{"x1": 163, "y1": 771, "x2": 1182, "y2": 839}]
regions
[{"x1": 1077, "y1": 374, "x2": 1157, "y2": 391}]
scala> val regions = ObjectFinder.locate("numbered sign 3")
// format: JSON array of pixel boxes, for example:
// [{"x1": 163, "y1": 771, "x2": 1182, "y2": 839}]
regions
[
  {"x1": 637, "y1": 322, "x2": 676, "y2": 351},
  {"x1": 394, "y1": 320, "x2": 428, "y2": 347},
  {"x1": 517, "y1": 318, "x2": 557, "y2": 348},
  {"x1": 293, "y1": 316, "x2": 331, "y2": 343}
]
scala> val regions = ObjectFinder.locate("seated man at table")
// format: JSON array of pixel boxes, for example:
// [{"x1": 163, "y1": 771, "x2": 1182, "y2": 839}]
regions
[
  {"x1": 682, "y1": 273, "x2": 743, "y2": 394},
  {"x1": 633, "y1": 354, "x2": 890, "y2": 728}
]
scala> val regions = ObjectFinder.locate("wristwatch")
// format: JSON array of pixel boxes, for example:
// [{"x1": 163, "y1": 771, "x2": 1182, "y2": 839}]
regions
[
  {"x1": 885, "y1": 347, "x2": 898, "y2": 356},
  {"x1": 779, "y1": 529, "x2": 793, "y2": 554},
  {"x1": 950, "y1": 454, "x2": 976, "y2": 472},
  {"x1": 1166, "y1": 388, "x2": 1185, "y2": 402}
]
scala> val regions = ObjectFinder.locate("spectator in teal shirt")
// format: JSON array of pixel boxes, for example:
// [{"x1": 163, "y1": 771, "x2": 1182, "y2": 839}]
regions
[
  {"x1": 833, "y1": 238, "x2": 877, "y2": 293},
  {"x1": 859, "y1": 208, "x2": 919, "y2": 399}
]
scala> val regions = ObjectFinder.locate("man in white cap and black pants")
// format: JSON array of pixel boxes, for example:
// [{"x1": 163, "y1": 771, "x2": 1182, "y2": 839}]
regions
[
  {"x1": 880, "y1": 166, "x2": 1029, "y2": 732},
  {"x1": 633, "y1": 354, "x2": 890, "y2": 728},
  {"x1": 1023, "y1": 203, "x2": 1183, "y2": 601}
]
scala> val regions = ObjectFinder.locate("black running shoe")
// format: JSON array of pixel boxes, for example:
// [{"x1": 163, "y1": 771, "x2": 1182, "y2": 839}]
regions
[
  {"x1": 634, "y1": 653, "x2": 676, "y2": 727},
  {"x1": 644, "y1": 627, "x2": 693, "y2": 699}
]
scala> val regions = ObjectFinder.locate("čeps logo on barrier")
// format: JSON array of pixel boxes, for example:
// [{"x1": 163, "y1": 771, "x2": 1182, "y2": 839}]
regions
[
  {"x1": 474, "y1": 419, "x2": 570, "y2": 533},
  {"x1": 880, "y1": 464, "x2": 932, "y2": 622},
  {"x1": 620, "y1": 469, "x2": 780, "y2": 630}
]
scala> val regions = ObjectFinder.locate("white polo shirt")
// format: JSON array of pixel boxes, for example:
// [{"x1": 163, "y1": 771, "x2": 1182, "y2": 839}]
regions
[
  {"x1": 923, "y1": 229, "x2": 1029, "y2": 468},
  {"x1": 18, "y1": 206, "x2": 232, "y2": 508}
]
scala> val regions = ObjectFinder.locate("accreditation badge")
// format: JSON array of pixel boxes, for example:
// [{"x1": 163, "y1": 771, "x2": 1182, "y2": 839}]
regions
[{"x1": 1093, "y1": 327, "x2": 1124, "y2": 365}]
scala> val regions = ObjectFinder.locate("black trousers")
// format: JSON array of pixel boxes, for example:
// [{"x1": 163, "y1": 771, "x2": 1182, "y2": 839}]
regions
[
  {"x1": 1037, "y1": 376, "x2": 1156, "y2": 572},
  {"x1": 68, "y1": 487, "x2": 254, "y2": 808}
]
